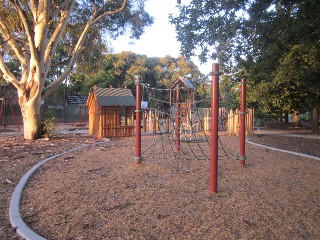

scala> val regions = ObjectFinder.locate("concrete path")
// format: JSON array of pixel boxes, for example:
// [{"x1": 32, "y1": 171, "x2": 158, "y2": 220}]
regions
[
  {"x1": 247, "y1": 128, "x2": 320, "y2": 161},
  {"x1": 254, "y1": 128, "x2": 320, "y2": 140}
]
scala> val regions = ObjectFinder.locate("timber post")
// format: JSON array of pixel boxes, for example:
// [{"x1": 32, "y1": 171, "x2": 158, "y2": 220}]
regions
[
  {"x1": 134, "y1": 76, "x2": 142, "y2": 165},
  {"x1": 210, "y1": 63, "x2": 219, "y2": 193},
  {"x1": 239, "y1": 79, "x2": 246, "y2": 167},
  {"x1": 175, "y1": 85, "x2": 181, "y2": 152}
]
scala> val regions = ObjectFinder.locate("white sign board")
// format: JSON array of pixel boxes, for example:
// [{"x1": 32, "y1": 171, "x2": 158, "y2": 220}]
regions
[{"x1": 141, "y1": 101, "x2": 148, "y2": 109}]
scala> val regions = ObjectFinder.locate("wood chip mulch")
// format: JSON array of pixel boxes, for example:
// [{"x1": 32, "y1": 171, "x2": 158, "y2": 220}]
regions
[{"x1": 1, "y1": 130, "x2": 320, "y2": 240}]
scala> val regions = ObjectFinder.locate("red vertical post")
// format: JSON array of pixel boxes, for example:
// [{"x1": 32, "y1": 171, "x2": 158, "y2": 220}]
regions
[
  {"x1": 134, "y1": 76, "x2": 142, "y2": 165},
  {"x1": 8, "y1": 99, "x2": 20, "y2": 132},
  {"x1": 210, "y1": 63, "x2": 219, "y2": 193},
  {"x1": 239, "y1": 79, "x2": 246, "y2": 167},
  {"x1": 175, "y1": 86, "x2": 180, "y2": 152}
]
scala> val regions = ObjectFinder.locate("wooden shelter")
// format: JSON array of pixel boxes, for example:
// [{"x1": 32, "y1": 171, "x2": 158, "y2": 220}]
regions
[{"x1": 87, "y1": 87, "x2": 136, "y2": 138}]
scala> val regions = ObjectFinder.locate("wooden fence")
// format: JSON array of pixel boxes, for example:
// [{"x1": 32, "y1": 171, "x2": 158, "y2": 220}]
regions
[
  {"x1": 227, "y1": 108, "x2": 254, "y2": 137},
  {"x1": 142, "y1": 109, "x2": 170, "y2": 133}
]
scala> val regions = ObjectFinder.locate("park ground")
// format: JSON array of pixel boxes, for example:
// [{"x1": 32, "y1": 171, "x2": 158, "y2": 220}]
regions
[{"x1": 0, "y1": 123, "x2": 319, "y2": 239}]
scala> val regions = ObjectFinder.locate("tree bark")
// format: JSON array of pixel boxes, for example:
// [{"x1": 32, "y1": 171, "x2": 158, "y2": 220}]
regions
[
  {"x1": 18, "y1": 89, "x2": 42, "y2": 140},
  {"x1": 312, "y1": 107, "x2": 319, "y2": 133},
  {"x1": 0, "y1": 0, "x2": 130, "y2": 140}
]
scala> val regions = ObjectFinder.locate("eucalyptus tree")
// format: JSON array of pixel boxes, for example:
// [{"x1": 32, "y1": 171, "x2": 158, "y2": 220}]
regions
[
  {"x1": 154, "y1": 55, "x2": 193, "y2": 86},
  {"x1": 0, "y1": 0, "x2": 153, "y2": 139}
]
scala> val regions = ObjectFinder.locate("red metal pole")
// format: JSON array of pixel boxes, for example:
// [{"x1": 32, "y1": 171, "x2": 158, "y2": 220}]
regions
[
  {"x1": 8, "y1": 99, "x2": 20, "y2": 132},
  {"x1": 239, "y1": 79, "x2": 246, "y2": 167},
  {"x1": 134, "y1": 76, "x2": 142, "y2": 165},
  {"x1": 175, "y1": 86, "x2": 180, "y2": 152},
  {"x1": 210, "y1": 63, "x2": 219, "y2": 193}
]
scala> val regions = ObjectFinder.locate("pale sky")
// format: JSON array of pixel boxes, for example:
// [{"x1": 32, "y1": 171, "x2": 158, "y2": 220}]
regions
[{"x1": 110, "y1": 0, "x2": 212, "y2": 75}]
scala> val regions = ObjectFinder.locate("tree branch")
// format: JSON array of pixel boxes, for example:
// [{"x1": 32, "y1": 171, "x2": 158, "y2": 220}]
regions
[
  {"x1": 0, "y1": 54, "x2": 23, "y2": 91},
  {"x1": 68, "y1": 0, "x2": 128, "y2": 65},
  {"x1": 92, "y1": 0, "x2": 128, "y2": 25},
  {"x1": 44, "y1": 1, "x2": 74, "y2": 75},
  {"x1": 29, "y1": 0, "x2": 38, "y2": 22},
  {"x1": 33, "y1": 0, "x2": 49, "y2": 50},
  {"x1": 42, "y1": 66, "x2": 72, "y2": 99},
  {"x1": 0, "y1": 22, "x2": 27, "y2": 65},
  {"x1": 49, "y1": 0, "x2": 75, "y2": 21},
  {"x1": 43, "y1": 0, "x2": 128, "y2": 98},
  {"x1": 0, "y1": 19, "x2": 30, "y2": 86},
  {"x1": 42, "y1": 22, "x2": 91, "y2": 98},
  {"x1": 8, "y1": 0, "x2": 37, "y2": 62}
]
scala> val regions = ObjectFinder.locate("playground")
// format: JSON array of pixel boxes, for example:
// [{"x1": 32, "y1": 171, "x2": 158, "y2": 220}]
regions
[{"x1": 0, "y1": 123, "x2": 320, "y2": 239}]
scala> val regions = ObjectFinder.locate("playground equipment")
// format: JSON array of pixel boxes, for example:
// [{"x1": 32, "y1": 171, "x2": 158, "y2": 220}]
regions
[
  {"x1": 0, "y1": 84, "x2": 20, "y2": 131},
  {"x1": 134, "y1": 64, "x2": 249, "y2": 193},
  {"x1": 210, "y1": 63, "x2": 219, "y2": 192}
]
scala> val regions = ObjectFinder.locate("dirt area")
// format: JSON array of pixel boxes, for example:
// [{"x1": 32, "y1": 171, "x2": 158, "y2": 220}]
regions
[{"x1": 0, "y1": 124, "x2": 320, "y2": 239}]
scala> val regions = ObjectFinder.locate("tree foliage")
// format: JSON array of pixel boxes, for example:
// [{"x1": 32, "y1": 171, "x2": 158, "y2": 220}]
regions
[
  {"x1": 171, "y1": 0, "x2": 320, "y2": 118},
  {"x1": 70, "y1": 51, "x2": 208, "y2": 98},
  {"x1": 274, "y1": 44, "x2": 320, "y2": 112},
  {"x1": 0, "y1": 0, "x2": 153, "y2": 139}
]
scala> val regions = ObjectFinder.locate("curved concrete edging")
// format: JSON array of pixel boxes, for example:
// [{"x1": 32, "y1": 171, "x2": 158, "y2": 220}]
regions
[
  {"x1": 9, "y1": 139, "x2": 110, "y2": 240},
  {"x1": 246, "y1": 137, "x2": 320, "y2": 161}
]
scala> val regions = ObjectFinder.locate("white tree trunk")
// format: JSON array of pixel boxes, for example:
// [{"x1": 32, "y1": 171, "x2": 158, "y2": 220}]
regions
[
  {"x1": 0, "y1": 0, "x2": 129, "y2": 140},
  {"x1": 18, "y1": 90, "x2": 42, "y2": 140}
]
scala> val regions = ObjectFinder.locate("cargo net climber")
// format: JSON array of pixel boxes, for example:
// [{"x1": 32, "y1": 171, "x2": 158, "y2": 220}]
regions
[{"x1": 139, "y1": 83, "x2": 238, "y2": 167}]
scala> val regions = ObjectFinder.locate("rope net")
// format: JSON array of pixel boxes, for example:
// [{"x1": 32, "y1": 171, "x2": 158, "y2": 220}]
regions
[{"x1": 140, "y1": 84, "x2": 238, "y2": 164}]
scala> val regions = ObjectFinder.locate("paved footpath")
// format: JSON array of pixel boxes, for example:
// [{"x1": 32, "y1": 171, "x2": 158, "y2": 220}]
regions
[
  {"x1": 247, "y1": 128, "x2": 320, "y2": 161},
  {"x1": 254, "y1": 128, "x2": 320, "y2": 140}
]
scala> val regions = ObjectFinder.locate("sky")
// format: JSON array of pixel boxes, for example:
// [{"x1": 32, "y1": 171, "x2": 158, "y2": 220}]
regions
[{"x1": 110, "y1": 0, "x2": 213, "y2": 75}]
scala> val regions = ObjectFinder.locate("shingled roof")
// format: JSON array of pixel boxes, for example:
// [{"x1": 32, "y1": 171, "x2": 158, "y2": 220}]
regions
[{"x1": 91, "y1": 87, "x2": 136, "y2": 107}]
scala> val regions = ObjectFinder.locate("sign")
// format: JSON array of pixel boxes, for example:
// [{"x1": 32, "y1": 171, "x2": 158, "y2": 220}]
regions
[
  {"x1": 141, "y1": 101, "x2": 148, "y2": 109},
  {"x1": 67, "y1": 95, "x2": 88, "y2": 104}
]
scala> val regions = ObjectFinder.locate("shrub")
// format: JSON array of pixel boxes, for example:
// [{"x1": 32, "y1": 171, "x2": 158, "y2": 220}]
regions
[{"x1": 41, "y1": 109, "x2": 56, "y2": 137}]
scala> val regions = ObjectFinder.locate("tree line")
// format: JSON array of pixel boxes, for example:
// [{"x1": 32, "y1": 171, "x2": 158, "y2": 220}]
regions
[
  {"x1": 1, "y1": 0, "x2": 319, "y2": 139},
  {"x1": 0, "y1": 0, "x2": 153, "y2": 139},
  {"x1": 171, "y1": 0, "x2": 320, "y2": 131},
  {"x1": 46, "y1": 51, "x2": 209, "y2": 107}
]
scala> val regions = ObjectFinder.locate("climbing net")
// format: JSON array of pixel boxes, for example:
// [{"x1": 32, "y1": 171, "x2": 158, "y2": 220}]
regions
[{"x1": 140, "y1": 84, "x2": 238, "y2": 165}]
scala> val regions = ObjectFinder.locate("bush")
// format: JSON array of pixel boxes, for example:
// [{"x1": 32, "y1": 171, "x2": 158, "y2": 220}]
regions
[{"x1": 41, "y1": 109, "x2": 56, "y2": 137}]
